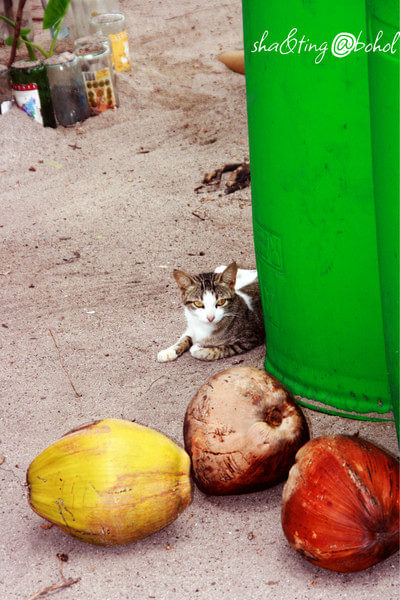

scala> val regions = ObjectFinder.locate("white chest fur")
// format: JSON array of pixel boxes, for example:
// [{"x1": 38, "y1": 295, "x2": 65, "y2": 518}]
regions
[
  {"x1": 184, "y1": 267, "x2": 258, "y2": 343},
  {"x1": 184, "y1": 304, "x2": 216, "y2": 342}
]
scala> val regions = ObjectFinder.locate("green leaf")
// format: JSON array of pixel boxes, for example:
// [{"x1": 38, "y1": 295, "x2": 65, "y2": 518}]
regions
[
  {"x1": 5, "y1": 34, "x2": 22, "y2": 48},
  {"x1": 20, "y1": 28, "x2": 32, "y2": 36},
  {"x1": 43, "y1": 0, "x2": 71, "y2": 30}
]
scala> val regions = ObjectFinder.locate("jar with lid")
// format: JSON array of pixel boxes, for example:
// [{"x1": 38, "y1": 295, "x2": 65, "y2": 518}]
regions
[
  {"x1": 44, "y1": 52, "x2": 90, "y2": 126},
  {"x1": 89, "y1": 13, "x2": 130, "y2": 72},
  {"x1": 10, "y1": 59, "x2": 56, "y2": 127},
  {"x1": 0, "y1": 64, "x2": 12, "y2": 114},
  {"x1": 74, "y1": 42, "x2": 118, "y2": 114}
]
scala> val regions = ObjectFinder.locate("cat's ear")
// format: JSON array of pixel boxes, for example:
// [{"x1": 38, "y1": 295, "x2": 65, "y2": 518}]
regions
[
  {"x1": 218, "y1": 262, "x2": 238, "y2": 288},
  {"x1": 173, "y1": 270, "x2": 196, "y2": 293}
]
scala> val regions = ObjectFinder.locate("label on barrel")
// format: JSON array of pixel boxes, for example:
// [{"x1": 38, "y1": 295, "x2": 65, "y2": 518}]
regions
[
  {"x1": 82, "y1": 69, "x2": 117, "y2": 114},
  {"x1": 109, "y1": 30, "x2": 131, "y2": 72},
  {"x1": 12, "y1": 82, "x2": 43, "y2": 124}
]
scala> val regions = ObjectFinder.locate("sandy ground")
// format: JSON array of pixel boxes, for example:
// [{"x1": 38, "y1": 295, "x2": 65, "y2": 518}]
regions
[{"x1": 0, "y1": 2, "x2": 399, "y2": 599}]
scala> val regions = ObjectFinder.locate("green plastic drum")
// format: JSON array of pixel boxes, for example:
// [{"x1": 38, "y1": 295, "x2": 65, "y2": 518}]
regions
[
  {"x1": 366, "y1": 0, "x2": 399, "y2": 438},
  {"x1": 242, "y1": 0, "x2": 391, "y2": 418}
]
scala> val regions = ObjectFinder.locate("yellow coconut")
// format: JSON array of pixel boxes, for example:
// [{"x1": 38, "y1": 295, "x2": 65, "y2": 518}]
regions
[{"x1": 27, "y1": 418, "x2": 191, "y2": 545}]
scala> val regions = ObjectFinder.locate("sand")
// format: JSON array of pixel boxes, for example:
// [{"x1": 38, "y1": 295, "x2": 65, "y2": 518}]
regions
[{"x1": 0, "y1": 1, "x2": 398, "y2": 599}]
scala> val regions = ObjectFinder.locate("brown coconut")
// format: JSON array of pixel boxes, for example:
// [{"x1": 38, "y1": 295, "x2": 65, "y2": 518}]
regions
[{"x1": 183, "y1": 366, "x2": 309, "y2": 495}]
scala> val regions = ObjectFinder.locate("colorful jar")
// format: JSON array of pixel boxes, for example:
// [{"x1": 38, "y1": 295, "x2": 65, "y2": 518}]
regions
[
  {"x1": 89, "y1": 13, "x2": 130, "y2": 72},
  {"x1": 10, "y1": 59, "x2": 56, "y2": 127},
  {"x1": 44, "y1": 52, "x2": 90, "y2": 126},
  {"x1": 74, "y1": 42, "x2": 118, "y2": 114},
  {"x1": 0, "y1": 64, "x2": 12, "y2": 114}
]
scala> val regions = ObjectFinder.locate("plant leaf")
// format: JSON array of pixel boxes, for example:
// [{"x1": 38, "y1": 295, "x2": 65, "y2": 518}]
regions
[
  {"x1": 43, "y1": 0, "x2": 71, "y2": 30},
  {"x1": 5, "y1": 34, "x2": 22, "y2": 48}
]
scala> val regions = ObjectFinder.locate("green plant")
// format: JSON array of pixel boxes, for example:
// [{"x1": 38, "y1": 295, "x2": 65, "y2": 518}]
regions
[{"x1": 0, "y1": 0, "x2": 71, "y2": 60}]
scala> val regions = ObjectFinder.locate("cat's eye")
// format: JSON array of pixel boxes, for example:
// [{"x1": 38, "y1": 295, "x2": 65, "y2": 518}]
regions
[
  {"x1": 193, "y1": 301, "x2": 204, "y2": 308},
  {"x1": 216, "y1": 299, "x2": 227, "y2": 307}
]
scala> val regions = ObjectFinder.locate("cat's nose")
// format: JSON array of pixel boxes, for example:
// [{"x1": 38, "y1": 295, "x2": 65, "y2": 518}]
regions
[{"x1": 207, "y1": 314, "x2": 215, "y2": 322}]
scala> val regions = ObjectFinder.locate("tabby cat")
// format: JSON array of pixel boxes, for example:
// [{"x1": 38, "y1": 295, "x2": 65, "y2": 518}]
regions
[{"x1": 157, "y1": 262, "x2": 265, "y2": 362}]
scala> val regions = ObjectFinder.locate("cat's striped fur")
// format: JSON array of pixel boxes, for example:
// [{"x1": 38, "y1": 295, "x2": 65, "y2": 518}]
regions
[{"x1": 157, "y1": 262, "x2": 265, "y2": 362}]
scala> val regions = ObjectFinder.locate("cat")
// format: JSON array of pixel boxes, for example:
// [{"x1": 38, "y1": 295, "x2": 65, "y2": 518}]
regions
[{"x1": 157, "y1": 262, "x2": 265, "y2": 362}]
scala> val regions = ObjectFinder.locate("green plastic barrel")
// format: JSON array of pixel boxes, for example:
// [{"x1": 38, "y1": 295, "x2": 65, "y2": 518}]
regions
[
  {"x1": 366, "y1": 0, "x2": 399, "y2": 438},
  {"x1": 242, "y1": 0, "x2": 392, "y2": 418}
]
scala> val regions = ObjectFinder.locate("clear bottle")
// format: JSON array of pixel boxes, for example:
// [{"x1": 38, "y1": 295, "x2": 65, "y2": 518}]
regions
[
  {"x1": 44, "y1": 52, "x2": 90, "y2": 126},
  {"x1": 0, "y1": 64, "x2": 12, "y2": 114},
  {"x1": 89, "y1": 13, "x2": 130, "y2": 72},
  {"x1": 69, "y1": 0, "x2": 120, "y2": 38},
  {"x1": 84, "y1": 0, "x2": 120, "y2": 16},
  {"x1": 10, "y1": 59, "x2": 56, "y2": 127},
  {"x1": 74, "y1": 42, "x2": 118, "y2": 114},
  {"x1": 41, "y1": 0, "x2": 75, "y2": 39},
  {"x1": 0, "y1": 0, "x2": 34, "y2": 41},
  {"x1": 0, "y1": 1, "x2": 10, "y2": 41}
]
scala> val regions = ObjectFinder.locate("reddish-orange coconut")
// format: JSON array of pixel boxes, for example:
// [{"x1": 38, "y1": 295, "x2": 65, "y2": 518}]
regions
[{"x1": 281, "y1": 435, "x2": 399, "y2": 572}]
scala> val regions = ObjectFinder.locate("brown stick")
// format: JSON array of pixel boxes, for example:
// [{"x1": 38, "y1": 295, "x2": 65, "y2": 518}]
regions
[
  {"x1": 8, "y1": 0, "x2": 28, "y2": 67},
  {"x1": 191, "y1": 211, "x2": 206, "y2": 221},
  {"x1": 49, "y1": 329, "x2": 82, "y2": 398},
  {"x1": 27, "y1": 577, "x2": 81, "y2": 600}
]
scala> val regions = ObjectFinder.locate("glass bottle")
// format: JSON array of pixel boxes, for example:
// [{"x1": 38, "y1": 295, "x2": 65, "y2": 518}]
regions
[
  {"x1": 69, "y1": 0, "x2": 120, "y2": 38},
  {"x1": 74, "y1": 42, "x2": 118, "y2": 114},
  {"x1": 89, "y1": 13, "x2": 130, "y2": 72},
  {"x1": 10, "y1": 59, "x2": 56, "y2": 127},
  {"x1": 44, "y1": 52, "x2": 90, "y2": 126},
  {"x1": 0, "y1": 64, "x2": 12, "y2": 114},
  {"x1": 0, "y1": 0, "x2": 34, "y2": 41},
  {"x1": 0, "y1": 1, "x2": 10, "y2": 41},
  {"x1": 40, "y1": 0, "x2": 75, "y2": 39}
]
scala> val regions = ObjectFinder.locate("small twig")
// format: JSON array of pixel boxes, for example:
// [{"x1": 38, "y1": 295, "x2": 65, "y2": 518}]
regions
[
  {"x1": 191, "y1": 211, "x2": 206, "y2": 221},
  {"x1": 49, "y1": 329, "x2": 82, "y2": 398},
  {"x1": 56, "y1": 553, "x2": 69, "y2": 582},
  {"x1": 26, "y1": 577, "x2": 81, "y2": 600},
  {"x1": 144, "y1": 375, "x2": 166, "y2": 396}
]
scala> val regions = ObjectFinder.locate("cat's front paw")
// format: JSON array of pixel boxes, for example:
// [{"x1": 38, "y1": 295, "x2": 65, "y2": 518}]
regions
[
  {"x1": 190, "y1": 344, "x2": 215, "y2": 361},
  {"x1": 157, "y1": 347, "x2": 179, "y2": 362}
]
